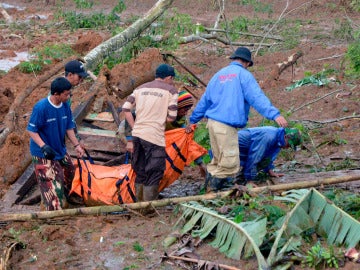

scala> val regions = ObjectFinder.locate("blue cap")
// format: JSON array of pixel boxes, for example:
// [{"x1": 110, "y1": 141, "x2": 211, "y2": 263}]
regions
[
  {"x1": 65, "y1": 60, "x2": 89, "y2": 78},
  {"x1": 155, "y1": 64, "x2": 175, "y2": 79}
]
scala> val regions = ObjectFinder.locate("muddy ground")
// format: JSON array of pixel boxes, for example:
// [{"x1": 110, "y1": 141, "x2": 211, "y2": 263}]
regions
[{"x1": 0, "y1": 0, "x2": 359, "y2": 269}]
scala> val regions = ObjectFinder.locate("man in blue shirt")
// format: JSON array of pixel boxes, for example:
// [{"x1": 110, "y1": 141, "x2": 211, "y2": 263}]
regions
[
  {"x1": 189, "y1": 47, "x2": 288, "y2": 191},
  {"x1": 27, "y1": 77, "x2": 85, "y2": 211},
  {"x1": 238, "y1": 127, "x2": 302, "y2": 183}
]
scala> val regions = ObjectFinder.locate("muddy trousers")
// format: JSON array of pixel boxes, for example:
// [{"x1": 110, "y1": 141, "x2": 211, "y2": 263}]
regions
[
  {"x1": 132, "y1": 137, "x2": 166, "y2": 201},
  {"x1": 206, "y1": 119, "x2": 240, "y2": 178},
  {"x1": 32, "y1": 153, "x2": 75, "y2": 211}
]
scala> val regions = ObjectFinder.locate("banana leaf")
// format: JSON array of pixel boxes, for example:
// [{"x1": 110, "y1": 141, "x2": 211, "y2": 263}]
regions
[
  {"x1": 175, "y1": 188, "x2": 360, "y2": 270},
  {"x1": 179, "y1": 201, "x2": 268, "y2": 268}
]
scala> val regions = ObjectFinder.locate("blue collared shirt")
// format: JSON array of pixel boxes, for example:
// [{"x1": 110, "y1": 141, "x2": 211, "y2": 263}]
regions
[{"x1": 238, "y1": 127, "x2": 285, "y2": 180}]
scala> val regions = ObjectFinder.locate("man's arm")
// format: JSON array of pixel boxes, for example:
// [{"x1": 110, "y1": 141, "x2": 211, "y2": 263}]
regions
[
  {"x1": 66, "y1": 129, "x2": 85, "y2": 158},
  {"x1": 27, "y1": 131, "x2": 45, "y2": 148}
]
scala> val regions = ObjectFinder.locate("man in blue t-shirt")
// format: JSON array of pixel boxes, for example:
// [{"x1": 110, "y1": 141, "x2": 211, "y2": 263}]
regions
[{"x1": 27, "y1": 77, "x2": 85, "y2": 211}]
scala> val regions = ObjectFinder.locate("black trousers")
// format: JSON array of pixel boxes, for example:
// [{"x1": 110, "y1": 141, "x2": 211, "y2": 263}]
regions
[{"x1": 132, "y1": 136, "x2": 166, "y2": 186}]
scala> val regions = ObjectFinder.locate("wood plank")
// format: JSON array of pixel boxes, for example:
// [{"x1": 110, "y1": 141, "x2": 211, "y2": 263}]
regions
[
  {"x1": 68, "y1": 133, "x2": 126, "y2": 154},
  {"x1": 84, "y1": 112, "x2": 114, "y2": 122},
  {"x1": 1, "y1": 164, "x2": 36, "y2": 208},
  {"x1": 78, "y1": 127, "x2": 117, "y2": 138}
]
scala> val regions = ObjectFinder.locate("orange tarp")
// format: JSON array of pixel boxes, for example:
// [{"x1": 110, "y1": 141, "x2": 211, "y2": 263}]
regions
[{"x1": 70, "y1": 126, "x2": 207, "y2": 205}]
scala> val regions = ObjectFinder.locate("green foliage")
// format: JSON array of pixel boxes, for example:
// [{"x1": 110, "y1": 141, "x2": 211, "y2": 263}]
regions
[
  {"x1": 59, "y1": 11, "x2": 118, "y2": 30},
  {"x1": 345, "y1": 41, "x2": 360, "y2": 78},
  {"x1": 323, "y1": 189, "x2": 360, "y2": 220},
  {"x1": 325, "y1": 158, "x2": 357, "y2": 172},
  {"x1": 112, "y1": 0, "x2": 126, "y2": 14},
  {"x1": 351, "y1": 0, "x2": 360, "y2": 11},
  {"x1": 193, "y1": 122, "x2": 211, "y2": 164},
  {"x1": 285, "y1": 68, "x2": 338, "y2": 91},
  {"x1": 18, "y1": 44, "x2": 74, "y2": 74},
  {"x1": 123, "y1": 264, "x2": 139, "y2": 270},
  {"x1": 239, "y1": 0, "x2": 273, "y2": 14},
  {"x1": 303, "y1": 242, "x2": 341, "y2": 269},
  {"x1": 221, "y1": 17, "x2": 249, "y2": 40},
  {"x1": 8, "y1": 227, "x2": 23, "y2": 242},
  {"x1": 132, "y1": 241, "x2": 144, "y2": 252},
  {"x1": 74, "y1": 0, "x2": 94, "y2": 9},
  {"x1": 333, "y1": 19, "x2": 354, "y2": 41},
  {"x1": 18, "y1": 61, "x2": 43, "y2": 74},
  {"x1": 36, "y1": 44, "x2": 74, "y2": 60}
]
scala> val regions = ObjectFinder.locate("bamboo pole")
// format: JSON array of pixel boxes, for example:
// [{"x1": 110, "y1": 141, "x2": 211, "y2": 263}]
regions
[
  {"x1": 1, "y1": 173, "x2": 359, "y2": 222},
  {"x1": 164, "y1": 254, "x2": 241, "y2": 270}
]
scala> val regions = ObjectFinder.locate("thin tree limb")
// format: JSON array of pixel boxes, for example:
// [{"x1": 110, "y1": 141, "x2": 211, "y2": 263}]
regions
[
  {"x1": 164, "y1": 254, "x2": 241, "y2": 270},
  {"x1": 204, "y1": 28, "x2": 284, "y2": 41},
  {"x1": 294, "y1": 115, "x2": 360, "y2": 124},
  {"x1": 289, "y1": 88, "x2": 346, "y2": 114}
]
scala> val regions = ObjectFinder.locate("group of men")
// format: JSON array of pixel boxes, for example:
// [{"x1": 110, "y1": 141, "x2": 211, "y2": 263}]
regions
[{"x1": 27, "y1": 46, "x2": 302, "y2": 211}]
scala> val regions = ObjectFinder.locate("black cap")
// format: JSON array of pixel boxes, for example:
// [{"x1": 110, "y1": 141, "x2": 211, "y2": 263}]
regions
[
  {"x1": 51, "y1": 77, "x2": 72, "y2": 94},
  {"x1": 65, "y1": 60, "x2": 89, "y2": 78},
  {"x1": 155, "y1": 64, "x2": 175, "y2": 79},
  {"x1": 229, "y1": 47, "x2": 253, "y2": 67}
]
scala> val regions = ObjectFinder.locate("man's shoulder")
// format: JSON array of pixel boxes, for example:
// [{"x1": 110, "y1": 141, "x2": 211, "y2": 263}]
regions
[{"x1": 140, "y1": 80, "x2": 177, "y2": 93}]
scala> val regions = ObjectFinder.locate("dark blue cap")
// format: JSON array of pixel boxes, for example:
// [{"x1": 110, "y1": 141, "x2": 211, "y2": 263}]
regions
[
  {"x1": 155, "y1": 64, "x2": 175, "y2": 79},
  {"x1": 65, "y1": 60, "x2": 89, "y2": 78}
]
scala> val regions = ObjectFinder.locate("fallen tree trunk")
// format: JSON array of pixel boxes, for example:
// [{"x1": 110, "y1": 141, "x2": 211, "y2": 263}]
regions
[
  {"x1": 0, "y1": 3, "x2": 12, "y2": 23},
  {"x1": 1, "y1": 172, "x2": 359, "y2": 221},
  {"x1": 84, "y1": 0, "x2": 174, "y2": 71}
]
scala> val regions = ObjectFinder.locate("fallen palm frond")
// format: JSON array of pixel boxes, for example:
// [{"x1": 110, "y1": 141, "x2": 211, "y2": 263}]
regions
[
  {"x1": 275, "y1": 188, "x2": 360, "y2": 248},
  {"x1": 179, "y1": 201, "x2": 268, "y2": 268},
  {"x1": 173, "y1": 188, "x2": 360, "y2": 270}
]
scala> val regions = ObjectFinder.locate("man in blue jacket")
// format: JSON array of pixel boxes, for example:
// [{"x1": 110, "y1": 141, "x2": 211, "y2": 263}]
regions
[
  {"x1": 238, "y1": 127, "x2": 302, "y2": 183},
  {"x1": 189, "y1": 47, "x2": 288, "y2": 191}
]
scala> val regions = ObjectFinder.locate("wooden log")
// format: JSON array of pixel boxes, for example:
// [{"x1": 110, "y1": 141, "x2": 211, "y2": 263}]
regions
[
  {"x1": 1, "y1": 172, "x2": 359, "y2": 221},
  {"x1": 84, "y1": 0, "x2": 174, "y2": 71}
]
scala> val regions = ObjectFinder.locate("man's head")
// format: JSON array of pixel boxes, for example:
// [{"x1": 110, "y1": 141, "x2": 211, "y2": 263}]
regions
[
  {"x1": 64, "y1": 60, "x2": 89, "y2": 86},
  {"x1": 284, "y1": 128, "x2": 302, "y2": 150},
  {"x1": 155, "y1": 64, "x2": 176, "y2": 84},
  {"x1": 51, "y1": 77, "x2": 72, "y2": 103},
  {"x1": 229, "y1": 47, "x2": 253, "y2": 67},
  {"x1": 177, "y1": 90, "x2": 194, "y2": 117}
]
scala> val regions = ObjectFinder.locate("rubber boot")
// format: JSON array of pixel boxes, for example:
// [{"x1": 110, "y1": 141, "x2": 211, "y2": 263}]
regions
[
  {"x1": 140, "y1": 185, "x2": 159, "y2": 216},
  {"x1": 143, "y1": 185, "x2": 159, "y2": 201},
  {"x1": 135, "y1": 183, "x2": 144, "y2": 202}
]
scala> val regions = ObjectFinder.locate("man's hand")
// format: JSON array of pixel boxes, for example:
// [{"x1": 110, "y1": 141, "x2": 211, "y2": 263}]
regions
[
  {"x1": 75, "y1": 145, "x2": 85, "y2": 158},
  {"x1": 268, "y1": 170, "x2": 284, "y2": 178},
  {"x1": 126, "y1": 141, "x2": 134, "y2": 153},
  {"x1": 41, "y1": 144, "x2": 56, "y2": 160},
  {"x1": 274, "y1": 115, "x2": 288, "y2": 127},
  {"x1": 79, "y1": 139, "x2": 86, "y2": 149},
  {"x1": 185, "y1": 124, "x2": 193, "y2": 134}
]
